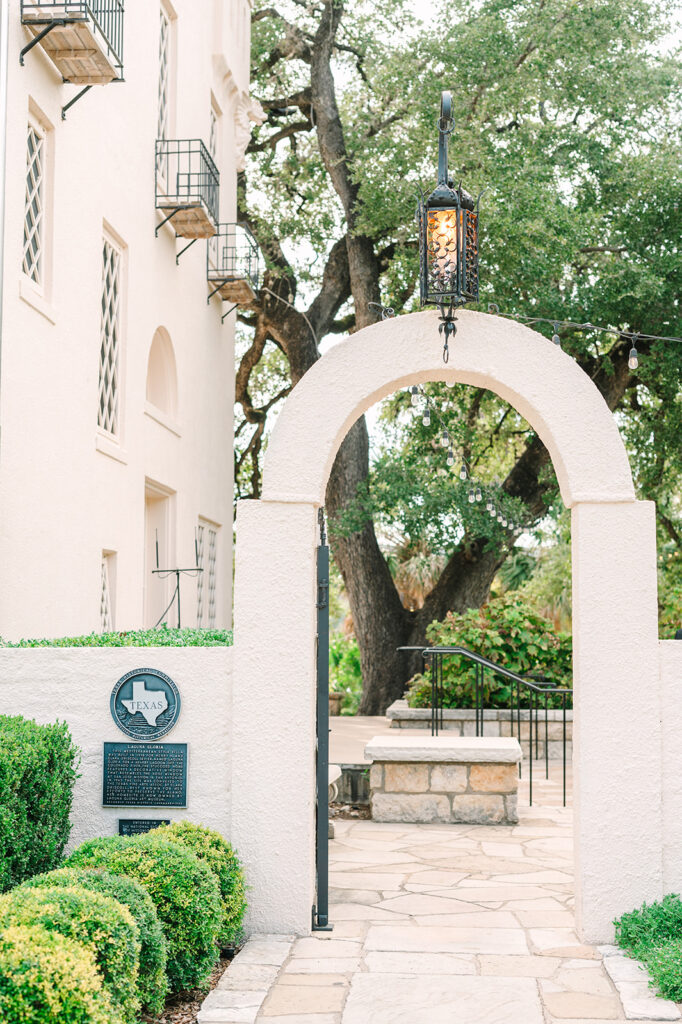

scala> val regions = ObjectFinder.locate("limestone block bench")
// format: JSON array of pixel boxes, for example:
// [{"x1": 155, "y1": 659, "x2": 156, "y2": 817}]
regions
[{"x1": 364, "y1": 735, "x2": 522, "y2": 825}]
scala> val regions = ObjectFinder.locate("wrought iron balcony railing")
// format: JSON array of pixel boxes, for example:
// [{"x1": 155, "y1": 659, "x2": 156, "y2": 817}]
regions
[
  {"x1": 155, "y1": 139, "x2": 219, "y2": 240},
  {"x1": 207, "y1": 224, "x2": 260, "y2": 306},
  {"x1": 20, "y1": 1, "x2": 124, "y2": 83}
]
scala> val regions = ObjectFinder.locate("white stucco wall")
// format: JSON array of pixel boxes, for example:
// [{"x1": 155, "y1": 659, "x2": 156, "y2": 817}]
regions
[
  {"x1": 0, "y1": 647, "x2": 233, "y2": 851},
  {"x1": 0, "y1": 1, "x2": 257, "y2": 639},
  {"x1": 661, "y1": 640, "x2": 682, "y2": 894}
]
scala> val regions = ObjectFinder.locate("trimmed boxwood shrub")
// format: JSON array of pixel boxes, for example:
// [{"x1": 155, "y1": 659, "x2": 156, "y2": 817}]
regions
[
  {"x1": 0, "y1": 886, "x2": 140, "y2": 1023},
  {"x1": 24, "y1": 867, "x2": 168, "y2": 1014},
  {"x1": 0, "y1": 925, "x2": 119, "y2": 1024},
  {"x1": 0, "y1": 714, "x2": 80, "y2": 891},
  {"x1": 67, "y1": 835, "x2": 222, "y2": 993},
  {"x1": 155, "y1": 821, "x2": 247, "y2": 946}
]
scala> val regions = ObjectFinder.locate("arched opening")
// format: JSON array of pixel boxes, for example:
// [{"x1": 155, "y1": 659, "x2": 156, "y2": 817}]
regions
[
  {"x1": 232, "y1": 310, "x2": 663, "y2": 943},
  {"x1": 146, "y1": 327, "x2": 178, "y2": 418}
]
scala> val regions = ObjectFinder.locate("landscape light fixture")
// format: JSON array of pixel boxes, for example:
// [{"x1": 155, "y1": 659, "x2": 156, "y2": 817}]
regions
[{"x1": 417, "y1": 90, "x2": 480, "y2": 362}]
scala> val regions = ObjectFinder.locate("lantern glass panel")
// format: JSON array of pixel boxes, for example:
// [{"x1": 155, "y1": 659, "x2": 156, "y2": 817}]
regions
[{"x1": 426, "y1": 207, "x2": 463, "y2": 297}]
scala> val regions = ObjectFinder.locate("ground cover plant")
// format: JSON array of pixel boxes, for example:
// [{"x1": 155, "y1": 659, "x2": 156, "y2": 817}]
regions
[
  {"x1": 24, "y1": 866, "x2": 168, "y2": 1014},
  {"x1": 406, "y1": 595, "x2": 572, "y2": 709},
  {"x1": 0, "y1": 886, "x2": 140, "y2": 1022},
  {"x1": 615, "y1": 894, "x2": 682, "y2": 1000},
  {"x1": 66, "y1": 834, "x2": 222, "y2": 993},
  {"x1": 0, "y1": 626, "x2": 233, "y2": 647},
  {"x1": 0, "y1": 925, "x2": 118, "y2": 1024},
  {"x1": 0, "y1": 714, "x2": 79, "y2": 892},
  {"x1": 153, "y1": 821, "x2": 247, "y2": 948}
]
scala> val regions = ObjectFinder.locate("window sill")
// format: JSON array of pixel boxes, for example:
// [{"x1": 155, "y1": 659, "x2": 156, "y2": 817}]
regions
[
  {"x1": 96, "y1": 432, "x2": 128, "y2": 465},
  {"x1": 19, "y1": 277, "x2": 57, "y2": 324},
  {"x1": 144, "y1": 402, "x2": 181, "y2": 437}
]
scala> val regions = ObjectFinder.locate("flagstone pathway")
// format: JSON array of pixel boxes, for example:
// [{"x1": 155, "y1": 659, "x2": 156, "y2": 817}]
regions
[{"x1": 242, "y1": 770, "x2": 678, "y2": 1024}]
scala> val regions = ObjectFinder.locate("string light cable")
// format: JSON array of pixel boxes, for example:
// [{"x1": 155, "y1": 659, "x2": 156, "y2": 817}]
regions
[{"x1": 486, "y1": 304, "x2": 682, "y2": 370}]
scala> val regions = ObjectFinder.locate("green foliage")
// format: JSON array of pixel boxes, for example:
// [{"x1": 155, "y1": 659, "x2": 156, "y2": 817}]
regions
[
  {"x1": 153, "y1": 822, "x2": 247, "y2": 948},
  {"x1": 329, "y1": 634, "x2": 363, "y2": 714},
  {"x1": 23, "y1": 867, "x2": 168, "y2": 1015},
  {"x1": 615, "y1": 894, "x2": 682, "y2": 1000},
  {"x1": 658, "y1": 544, "x2": 682, "y2": 638},
  {"x1": 639, "y1": 939, "x2": 682, "y2": 1001},
  {"x1": 0, "y1": 925, "x2": 118, "y2": 1024},
  {"x1": 0, "y1": 886, "x2": 140, "y2": 1023},
  {"x1": 406, "y1": 595, "x2": 572, "y2": 709},
  {"x1": 0, "y1": 715, "x2": 80, "y2": 892},
  {"x1": 0, "y1": 626, "x2": 233, "y2": 647},
  {"x1": 66, "y1": 835, "x2": 222, "y2": 994}
]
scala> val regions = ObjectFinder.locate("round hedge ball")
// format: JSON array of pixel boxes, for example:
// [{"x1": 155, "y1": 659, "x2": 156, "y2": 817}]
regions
[
  {"x1": 0, "y1": 924, "x2": 122, "y2": 1024},
  {"x1": 23, "y1": 866, "x2": 168, "y2": 1014},
  {"x1": 0, "y1": 886, "x2": 140, "y2": 1023},
  {"x1": 155, "y1": 821, "x2": 247, "y2": 947},
  {"x1": 66, "y1": 835, "x2": 222, "y2": 993}
]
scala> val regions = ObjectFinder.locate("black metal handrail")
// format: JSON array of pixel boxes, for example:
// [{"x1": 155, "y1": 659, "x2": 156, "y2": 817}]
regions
[
  {"x1": 399, "y1": 644, "x2": 571, "y2": 806},
  {"x1": 21, "y1": 1, "x2": 124, "y2": 74},
  {"x1": 155, "y1": 139, "x2": 220, "y2": 230},
  {"x1": 207, "y1": 223, "x2": 260, "y2": 291}
]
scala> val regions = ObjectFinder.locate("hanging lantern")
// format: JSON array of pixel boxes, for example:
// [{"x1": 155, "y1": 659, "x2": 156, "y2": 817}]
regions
[{"x1": 417, "y1": 90, "x2": 480, "y2": 361}]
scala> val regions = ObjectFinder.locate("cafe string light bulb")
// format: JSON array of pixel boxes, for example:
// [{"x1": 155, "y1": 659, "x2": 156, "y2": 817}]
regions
[{"x1": 446, "y1": 449, "x2": 455, "y2": 467}]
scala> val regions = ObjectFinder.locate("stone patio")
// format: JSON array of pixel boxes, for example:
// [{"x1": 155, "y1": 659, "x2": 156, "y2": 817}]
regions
[{"x1": 240, "y1": 769, "x2": 680, "y2": 1024}]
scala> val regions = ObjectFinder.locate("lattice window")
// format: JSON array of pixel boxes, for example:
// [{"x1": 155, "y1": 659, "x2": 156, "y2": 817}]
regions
[
  {"x1": 209, "y1": 106, "x2": 218, "y2": 162},
  {"x1": 23, "y1": 123, "x2": 45, "y2": 285},
  {"x1": 157, "y1": 7, "x2": 170, "y2": 181},
  {"x1": 98, "y1": 238, "x2": 121, "y2": 435},
  {"x1": 196, "y1": 523, "x2": 205, "y2": 625},
  {"x1": 207, "y1": 528, "x2": 217, "y2": 627},
  {"x1": 100, "y1": 556, "x2": 113, "y2": 632},
  {"x1": 196, "y1": 521, "x2": 218, "y2": 627}
]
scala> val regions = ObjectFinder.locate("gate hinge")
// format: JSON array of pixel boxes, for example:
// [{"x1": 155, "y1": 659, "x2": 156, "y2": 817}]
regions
[{"x1": 317, "y1": 579, "x2": 329, "y2": 610}]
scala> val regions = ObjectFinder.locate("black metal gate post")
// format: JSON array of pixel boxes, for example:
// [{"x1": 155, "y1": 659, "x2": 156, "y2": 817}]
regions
[{"x1": 313, "y1": 510, "x2": 333, "y2": 931}]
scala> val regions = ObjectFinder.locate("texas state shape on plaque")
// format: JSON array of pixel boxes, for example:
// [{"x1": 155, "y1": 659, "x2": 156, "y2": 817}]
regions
[{"x1": 121, "y1": 679, "x2": 168, "y2": 726}]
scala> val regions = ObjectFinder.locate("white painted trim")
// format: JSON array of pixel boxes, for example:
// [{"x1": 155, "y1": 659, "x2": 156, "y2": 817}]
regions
[
  {"x1": 144, "y1": 400, "x2": 181, "y2": 437},
  {"x1": 18, "y1": 275, "x2": 56, "y2": 323},
  {"x1": 95, "y1": 431, "x2": 128, "y2": 465}
]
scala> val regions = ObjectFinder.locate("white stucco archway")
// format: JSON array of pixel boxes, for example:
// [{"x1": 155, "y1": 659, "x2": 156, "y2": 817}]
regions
[{"x1": 232, "y1": 309, "x2": 662, "y2": 943}]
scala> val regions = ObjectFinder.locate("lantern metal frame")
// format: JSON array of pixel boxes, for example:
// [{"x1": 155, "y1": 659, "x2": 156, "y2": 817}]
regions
[{"x1": 417, "y1": 91, "x2": 480, "y2": 360}]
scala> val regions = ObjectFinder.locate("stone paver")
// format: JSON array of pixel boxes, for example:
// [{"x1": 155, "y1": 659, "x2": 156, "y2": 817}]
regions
[{"x1": 203, "y1": 767, "x2": 680, "y2": 1024}]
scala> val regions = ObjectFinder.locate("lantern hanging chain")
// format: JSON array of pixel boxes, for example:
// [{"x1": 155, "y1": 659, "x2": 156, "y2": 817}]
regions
[{"x1": 406, "y1": 383, "x2": 527, "y2": 536}]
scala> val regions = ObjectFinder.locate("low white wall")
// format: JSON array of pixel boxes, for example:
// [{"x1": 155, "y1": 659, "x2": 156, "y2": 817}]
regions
[
  {"x1": 660, "y1": 640, "x2": 682, "y2": 894},
  {"x1": 0, "y1": 647, "x2": 233, "y2": 852}
]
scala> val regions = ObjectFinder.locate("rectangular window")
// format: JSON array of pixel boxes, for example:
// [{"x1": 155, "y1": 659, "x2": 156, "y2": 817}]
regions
[
  {"x1": 100, "y1": 554, "x2": 114, "y2": 632},
  {"x1": 209, "y1": 103, "x2": 218, "y2": 163},
  {"x1": 98, "y1": 236, "x2": 122, "y2": 436},
  {"x1": 197, "y1": 520, "x2": 219, "y2": 627},
  {"x1": 22, "y1": 121, "x2": 45, "y2": 285},
  {"x1": 157, "y1": 6, "x2": 171, "y2": 182}
]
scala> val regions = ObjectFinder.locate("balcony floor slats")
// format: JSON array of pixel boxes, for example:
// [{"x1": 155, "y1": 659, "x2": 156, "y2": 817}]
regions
[
  {"x1": 209, "y1": 278, "x2": 257, "y2": 303},
  {"x1": 158, "y1": 201, "x2": 217, "y2": 240},
  {"x1": 23, "y1": 20, "x2": 118, "y2": 83}
]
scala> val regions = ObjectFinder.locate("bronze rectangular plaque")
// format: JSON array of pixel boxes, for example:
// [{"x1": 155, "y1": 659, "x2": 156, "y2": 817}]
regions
[{"x1": 103, "y1": 742, "x2": 187, "y2": 807}]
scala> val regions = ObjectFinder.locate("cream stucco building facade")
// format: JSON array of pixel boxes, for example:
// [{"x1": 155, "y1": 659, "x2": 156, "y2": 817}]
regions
[{"x1": 0, "y1": 0, "x2": 261, "y2": 640}]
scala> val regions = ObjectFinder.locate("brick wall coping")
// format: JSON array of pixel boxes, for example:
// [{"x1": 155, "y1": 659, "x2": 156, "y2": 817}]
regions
[
  {"x1": 387, "y1": 698, "x2": 573, "y2": 722},
  {"x1": 364, "y1": 735, "x2": 523, "y2": 764}
]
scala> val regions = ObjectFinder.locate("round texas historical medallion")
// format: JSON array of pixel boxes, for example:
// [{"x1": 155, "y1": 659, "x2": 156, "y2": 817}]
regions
[{"x1": 110, "y1": 668, "x2": 181, "y2": 740}]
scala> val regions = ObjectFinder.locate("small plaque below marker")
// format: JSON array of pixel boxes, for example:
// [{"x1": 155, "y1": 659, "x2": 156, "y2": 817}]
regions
[
  {"x1": 103, "y1": 742, "x2": 187, "y2": 807},
  {"x1": 118, "y1": 819, "x2": 170, "y2": 837}
]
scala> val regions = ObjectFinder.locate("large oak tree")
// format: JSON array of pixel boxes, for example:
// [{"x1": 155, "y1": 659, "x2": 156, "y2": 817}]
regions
[{"x1": 237, "y1": 0, "x2": 682, "y2": 712}]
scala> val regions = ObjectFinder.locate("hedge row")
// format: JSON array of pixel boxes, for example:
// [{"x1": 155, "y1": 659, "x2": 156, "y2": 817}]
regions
[
  {"x1": 0, "y1": 823, "x2": 247, "y2": 1023},
  {"x1": 0, "y1": 714, "x2": 80, "y2": 892},
  {"x1": 0, "y1": 626, "x2": 234, "y2": 647}
]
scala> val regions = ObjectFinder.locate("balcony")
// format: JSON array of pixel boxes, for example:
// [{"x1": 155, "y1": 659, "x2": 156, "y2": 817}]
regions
[
  {"x1": 207, "y1": 224, "x2": 260, "y2": 305},
  {"x1": 155, "y1": 139, "x2": 219, "y2": 240},
  {"x1": 20, "y1": 1, "x2": 124, "y2": 84}
]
